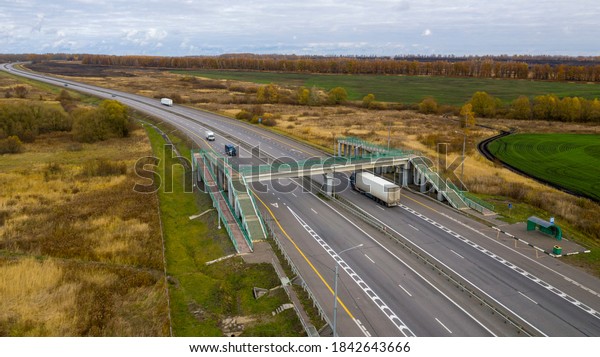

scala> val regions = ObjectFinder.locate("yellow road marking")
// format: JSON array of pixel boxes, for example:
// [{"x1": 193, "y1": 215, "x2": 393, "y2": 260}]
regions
[
  {"x1": 253, "y1": 193, "x2": 356, "y2": 320},
  {"x1": 170, "y1": 120, "x2": 356, "y2": 321}
]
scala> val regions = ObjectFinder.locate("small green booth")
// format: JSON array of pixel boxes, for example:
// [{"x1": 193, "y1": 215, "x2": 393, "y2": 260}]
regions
[{"x1": 527, "y1": 216, "x2": 562, "y2": 240}]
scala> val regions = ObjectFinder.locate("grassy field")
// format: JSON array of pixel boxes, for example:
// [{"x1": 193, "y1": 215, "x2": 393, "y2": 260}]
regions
[
  {"x1": 1, "y1": 69, "x2": 101, "y2": 106},
  {"x1": 145, "y1": 122, "x2": 304, "y2": 336},
  {"x1": 0, "y1": 71, "x2": 172, "y2": 336},
  {"x1": 487, "y1": 133, "x2": 600, "y2": 201},
  {"x1": 174, "y1": 69, "x2": 600, "y2": 105},
  {"x1": 0, "y1": 128, "x2": 170, "y2": 336}
]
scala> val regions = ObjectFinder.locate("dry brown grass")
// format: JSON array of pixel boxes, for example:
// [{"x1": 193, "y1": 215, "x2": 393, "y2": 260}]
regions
[
  {"x1": 0, "y1": 258, "x2": 75, "y2": 336},
  {"x1": 0, "y1": 124, "x2": 169, "y2": 335}
]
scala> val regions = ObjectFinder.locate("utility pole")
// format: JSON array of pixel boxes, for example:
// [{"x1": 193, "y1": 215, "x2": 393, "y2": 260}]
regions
[
  {"x1": 333, "y1": 243, "x2": 364, "y2": 337},
  {"x1": 333, "y1": 133, "x2": 336, "y2": 157},
  {"x1": 387, "y1": 121, "x2": 392, "y2": 152},
  {"x1": 461, "y1": 132, "x2": 466, "y2": 191}
]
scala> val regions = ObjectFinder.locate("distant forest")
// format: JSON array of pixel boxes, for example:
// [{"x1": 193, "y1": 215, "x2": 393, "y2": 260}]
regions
[
  {"x1": 3, "y1": 53, "x2": 600, "y2": 82},
  {"x1": 77, "y1": 54, "x2": 600, "y2": 82}
]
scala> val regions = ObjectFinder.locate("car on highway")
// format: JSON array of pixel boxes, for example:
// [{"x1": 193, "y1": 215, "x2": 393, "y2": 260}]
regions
[{"x1": 224, "y1": 143, "x2": 237, "y2": 156}]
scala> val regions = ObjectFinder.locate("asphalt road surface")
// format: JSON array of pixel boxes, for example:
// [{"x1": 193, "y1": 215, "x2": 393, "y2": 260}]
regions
[{"x1": 4, "y1": 63, "x2": 600, "y2": 336}]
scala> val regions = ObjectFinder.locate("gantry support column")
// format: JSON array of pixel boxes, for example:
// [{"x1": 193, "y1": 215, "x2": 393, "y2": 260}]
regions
[
  {"x1": 324, "y1": 172, "x2": 334, "y2": 196},
  {"x1": 402, "y1": 164, "x2": 409, "y2": 187}
]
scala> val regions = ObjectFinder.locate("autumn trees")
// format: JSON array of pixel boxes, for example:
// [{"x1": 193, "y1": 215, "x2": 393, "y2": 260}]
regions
[
  {"x1": 418, "y1": 97, "x2": 438, "y2": 114},
  {"x1": 468, "y1": 92, "x2": 600, "y2": 122},
  {"x1": 460, "y1": 103, "x2": 475, "y2": 128},
  {"x1": 418, "y1": 90, "x2": 600, "y2": 123},
  {"x1": 72, "y1": 100, "x2": 131, "y2": 142},
  {"x1": 327, "y1": 87, "x2": 348, "y2": 105},
  {"x1": 0, "y1": 102, "x2": 72, "y2": 142},
  {"x1": 529, "y1": 94, "x2": 600, "y2": 122},
  {"x1": 78, "y1": 54, "x2": 600, "y2": 82},
  {"x1": 0, "y1": 99, "x2": 131, "y2": 152}
]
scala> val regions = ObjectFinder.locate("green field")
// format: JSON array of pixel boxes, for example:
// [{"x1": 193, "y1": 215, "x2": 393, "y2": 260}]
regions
[
  {"x1": 174, "y1": 70, "x2": 600, "y2": 105},
  {"x1": 487, "y1": 133, "x2": 600, "y2": 201}
]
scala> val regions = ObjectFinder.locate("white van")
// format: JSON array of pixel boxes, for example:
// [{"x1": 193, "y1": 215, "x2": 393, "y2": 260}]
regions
[{"x1": 205, "y1": 130, "x2": 215, "y2": 141}]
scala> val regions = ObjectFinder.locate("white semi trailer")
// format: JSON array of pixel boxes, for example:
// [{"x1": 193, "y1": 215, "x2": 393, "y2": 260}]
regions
[
  {"x1": 160, "y1": 98, "x2": 173, "y2": 106},
  {"x1": 350, "y1": 171, "x2": 401, "y2": 207}
]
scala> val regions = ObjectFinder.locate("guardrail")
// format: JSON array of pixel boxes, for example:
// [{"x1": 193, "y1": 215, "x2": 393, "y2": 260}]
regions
[
  {"x1": 462, "y1": 192, "x2": 495, "y2": 211},
  {"x1": 304, "y1": 176, "x2": 535, "y2": 336},
  {"x1": 262, "y1": 215, "x2": 331, "y2": 334}
]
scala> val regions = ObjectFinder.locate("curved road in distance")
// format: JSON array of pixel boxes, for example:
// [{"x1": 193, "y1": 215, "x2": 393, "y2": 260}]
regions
[{"x1": 4, "y1": 63, "x2": 600, "y2": 336}]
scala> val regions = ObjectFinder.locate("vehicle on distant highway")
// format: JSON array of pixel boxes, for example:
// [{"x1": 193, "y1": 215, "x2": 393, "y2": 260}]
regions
[
  {"x1": 224, "y1": 143, "x2": 237, "y2": 156},
  {"x1": 160, "y1": 97, "x2": 173, "y2": 106},
  {"x1": 205, "y1": 130, "x2": 215, "y2": 141},
  {"x1": 350, "y1": 171, "x2": 401, "y2": 207}
]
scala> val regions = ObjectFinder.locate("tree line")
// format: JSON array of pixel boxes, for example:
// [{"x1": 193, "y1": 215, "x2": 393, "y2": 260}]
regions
[
  {"x1": 0, "y1": 93, "x2": 131, "y2": 154},
  {"x1": 77, "y1": 54, "x2": 600, "y2": 82},
  {"x1": 419, "y1": 92, "x2": 600, "y2": 123},
  {"x1": 243, "y1": 81, "x2": 600, "y2": 123}
]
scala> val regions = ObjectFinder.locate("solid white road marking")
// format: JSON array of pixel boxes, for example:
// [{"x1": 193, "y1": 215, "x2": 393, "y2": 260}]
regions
[
  {"x1": 365, "y1": 254, "x2": 375, "y2": 264},
  {"x1": 399, "y1": 203, "x2": 600, "y2": 323},
  {"x1": 291, "y1": 183, "x2": 499, "y2": 336},
  {"x1": 398, "y1": 284, "x2": 413, "y2": 297},
  {"x1": 291, "y1": 186, "x2": 498, "y2": 336},
  {"x1": 450, "y1": 250, "x2": 465, "y2": 259},
  {"x1": 518, "y1": 291, "x2": 539, "y2": 305},
  {"x1": 406, "y1": 195, "x2": 600, "y2": 299},
  {"x1": 287, "y1": 207, "x2": 415, "y2": 337},
  {"x1": 435, "y1": 318, "x2": 452, "y2": 334}
]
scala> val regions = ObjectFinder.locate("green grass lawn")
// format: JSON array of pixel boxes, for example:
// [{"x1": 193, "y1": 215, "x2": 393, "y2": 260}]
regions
[
  {"x1": 487, "y1": 133, "x2": 600, "y2": 201},
  {"x1": 173, "y1": 70, "x2": 600, "y2": 105},
  {"x1": 145, "y1": 123, "x2": 303, "y2": 336}
]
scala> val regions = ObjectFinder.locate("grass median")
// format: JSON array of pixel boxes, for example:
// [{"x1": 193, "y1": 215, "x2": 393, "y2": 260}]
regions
[{"x1": 145, "y1": 123, "x2": 304, "y2": 336}]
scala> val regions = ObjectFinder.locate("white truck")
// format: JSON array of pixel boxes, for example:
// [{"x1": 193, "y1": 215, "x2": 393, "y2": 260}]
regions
[
  {"x1": 350, "y1": 171, "x2": 401, "y2": 207},
  {"x1": 205, "y1": 130, "x2": 215, "y2": 141},
  {"x1": 160, "y1": 97, "x2": 173, "y2": 106}
]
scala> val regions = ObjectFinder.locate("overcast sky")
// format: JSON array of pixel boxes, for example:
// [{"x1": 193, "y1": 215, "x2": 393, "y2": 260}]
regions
[{"x1": 1, "y1": 0, "x2": 598, "y2": 56}]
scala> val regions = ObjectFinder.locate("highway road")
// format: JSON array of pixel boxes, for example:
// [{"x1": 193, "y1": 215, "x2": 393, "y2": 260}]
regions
[{"x1": 3, "y1": 63, "x2": 600, "y2": 336}]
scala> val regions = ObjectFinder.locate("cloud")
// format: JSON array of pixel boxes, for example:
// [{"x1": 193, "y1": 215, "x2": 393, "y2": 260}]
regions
[
  {"x1": 122, "y1": 28, "x2": 168, "y2": 47},
  {"x1": 0, "y1": 0, "x2": 599, "y2": 55},
  {"x1": 32, "y1": 13, "x2": 44, "y2": 33}
]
